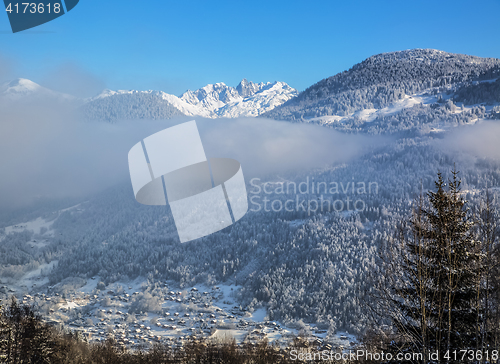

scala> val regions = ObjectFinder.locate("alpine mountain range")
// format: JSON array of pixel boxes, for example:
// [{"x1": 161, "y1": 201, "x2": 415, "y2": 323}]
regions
[{"x1": 2, "y1": 48, "x2": 499, "y2": 131}]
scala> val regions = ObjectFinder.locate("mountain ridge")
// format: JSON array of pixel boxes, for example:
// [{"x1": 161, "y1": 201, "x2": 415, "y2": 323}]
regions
[
  {"x1": 82, "y1": 79, "x2": 298, "y2": 121},
  {"x1": 3, "y1": 49, "x2": 499, "y2": 129},
  {"x1": 264, "y1": 49, "x2": 500, "y2": 124}
]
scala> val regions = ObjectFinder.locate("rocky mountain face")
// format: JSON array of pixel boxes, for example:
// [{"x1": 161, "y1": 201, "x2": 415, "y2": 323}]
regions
[{"x1": 80, "y1": 79, "x2": 298, "y2": 121}]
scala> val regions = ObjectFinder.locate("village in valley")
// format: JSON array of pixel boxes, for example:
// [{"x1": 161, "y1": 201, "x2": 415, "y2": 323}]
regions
[
  {"x1": 2, "y1": 274, "x2": 356, "y2": 352},
  {"x1": 0, "y1": 201, "x2": 358, "y2": 353}
]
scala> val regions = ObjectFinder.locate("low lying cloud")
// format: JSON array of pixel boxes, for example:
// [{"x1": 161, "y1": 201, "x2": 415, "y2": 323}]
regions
[
  {"x1": 0, "y1": 55, "x2": 16, "y2": 84},
  {"x1": 0, "y1": 97, "x2": 388, "y2": 210},
  {"x1": 196, "y1": 117, "x2": 385, "y2": 177},
  {"x1": 435, "y1": 120, "x2": 500, "y2": 161}
]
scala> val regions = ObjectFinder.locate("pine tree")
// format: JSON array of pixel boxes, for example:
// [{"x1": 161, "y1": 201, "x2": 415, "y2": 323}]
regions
[
  {"x1": 0, "y1": 300, "x2": 5, "y2": 363},
  {"x1": 388, "y1": 170, "x2": 482, "y2": 362},
  {"x1": 0, "y1": 296, "x2": 56, "y2": 363},
  {"x1": 474, "y1": 187, "x2": 499, "y2": 354}
]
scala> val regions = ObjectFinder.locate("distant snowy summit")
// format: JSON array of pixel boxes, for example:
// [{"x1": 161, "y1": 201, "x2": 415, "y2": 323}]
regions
[
  {"x1": 0, "y1": 78, "x2": 78, "y2": 104},
  {"x1": 179, "y1": 79, "x2": 297, "y2": 117},
  {"x1": 1, "y1": 78, "x2": 65, "y2": 100},
  {"x1": 1, "y1": 78, "x2": 42, "y2": 97},
  {"x1": 0, "y1": 77, "x2": 297, "y2": 121},
  {"x1": 84, "y1": 79, "x2": 298, "y2": 120},
  {"x1": 264, "y1": 48, "x2": 500, "y2": 132}
]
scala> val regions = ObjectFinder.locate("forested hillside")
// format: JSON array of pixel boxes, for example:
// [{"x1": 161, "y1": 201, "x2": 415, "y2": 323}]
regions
[
  {"x1": 37, "y1": 136, "x2": 500, "y2": 334},
  {"x1": 79, "y1": 93, "x2": 184, "y2": 122},
  {"x1": 265, "y1": 49, "x2": 500, "y2": 125}
]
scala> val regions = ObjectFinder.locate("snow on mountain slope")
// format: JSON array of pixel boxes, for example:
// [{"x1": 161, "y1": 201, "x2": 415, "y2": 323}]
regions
[
  {"x1": 92, "y1": 88, "x2": 133, "y2": 99},
  {"x1": 217, "y1": 81, "x2": 298, "y2": 117},
  {"x1": 1, "y1": 78, "x2": 41, "y2": 96},
  {"x1": 89, "y1": 89, "x2": 208, "y2": 117},
  {"x1": 160, "y1": 92, "x2": 211, "y2": 117},
  {"x1": 180, "y1": 82, "x2": 241, "y2": 114},
  {"x1": 265, "y1": 49, "x2": 500, "y2": 123},
  {"x1": 179, "y1": 79, "x2": 298, "y2": 117},
  {"x1": 306, "y1": 93, "x2": 439, "y2": 126}
]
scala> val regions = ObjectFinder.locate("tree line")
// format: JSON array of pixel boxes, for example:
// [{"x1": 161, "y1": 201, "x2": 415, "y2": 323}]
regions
[{"x1": 366, "y1": 169, "x2": 500, "y2": 363}]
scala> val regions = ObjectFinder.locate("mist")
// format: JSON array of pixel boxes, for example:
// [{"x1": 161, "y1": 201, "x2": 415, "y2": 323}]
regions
[
  {"x1": 0, "y1": 55, "x2": 16, "y2": 85},
  {"x1": 435, "y1": 120, "x2": 500, "y2": 161},
  {"x1": 0, "y1": 97, "x2": 388, "y2": 210},
  {"x1": 40, "y1": 63, "x2": 107, "y2": 99}
]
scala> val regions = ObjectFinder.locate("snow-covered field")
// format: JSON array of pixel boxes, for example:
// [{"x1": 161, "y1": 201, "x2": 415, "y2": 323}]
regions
[
  {"x1": 306, "y1": 92, "x2": 439, "y2": 126},
  {"x1": 5, "y1": 260, "x2": 58, "y2": 294},
  {"x1": 0, "y1": 202, "x2": 85, "y2": 243},
  {"x1": 3, "y1": 217, "x2": 54, "y2": 237}
]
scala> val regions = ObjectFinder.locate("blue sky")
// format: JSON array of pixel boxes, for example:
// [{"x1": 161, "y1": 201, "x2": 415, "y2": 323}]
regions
[{"x1": 1, "y1": 0, "x2": 500, "y2": 96}]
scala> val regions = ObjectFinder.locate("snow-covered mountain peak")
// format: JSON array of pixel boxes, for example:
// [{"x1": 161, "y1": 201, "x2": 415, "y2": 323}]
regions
[
  {"x1": 236, "y1": 79, "x2": 265, "y2": 97},
  {"x1": 180, "y1": 82, "x2": 240, "y2": 109},
  {"x1": 1, "y1": 78, "x2": 42, "y2": 96},
  {"x1": 177, "y1": 79, "x2": 297, "y2": 117},
  {"x1": 217, "y1": 80, "x2": 298, "y2": 118},
  {"x1": 0, "y1": 78, "x2": 76, "y2": 102},
  {"x1": 93, "y1": 89, "x2": 129, "y2": 99}
]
